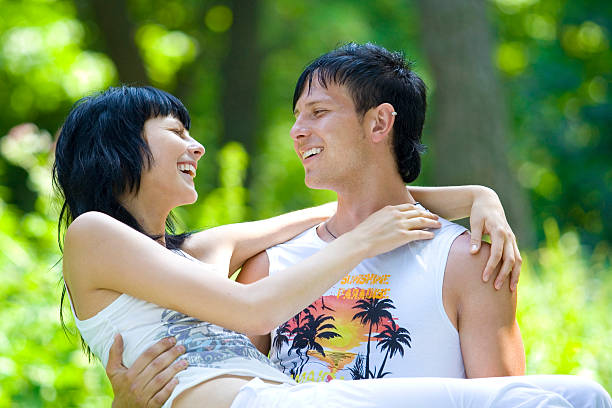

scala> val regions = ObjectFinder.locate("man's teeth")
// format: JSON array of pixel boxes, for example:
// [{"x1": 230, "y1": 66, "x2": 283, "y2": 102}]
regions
[
  {"x1": 178, "y1": 163, "x2": 196, "y2": 176},
  {"x1": 302, "y1": 148, "x2": 322, "y2": 159}
]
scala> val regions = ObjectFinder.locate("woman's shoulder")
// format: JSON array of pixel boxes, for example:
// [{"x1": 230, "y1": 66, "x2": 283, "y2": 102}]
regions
[
  {"x1": 63, "y1": 212, "x2": 129, "y2": 319},
  {"x1": 68, "y1": 211, "x2": 118, "y2": 231},
  {"x1": 63, "y1": 212, "x2": 132, "y2": 271},
  {"x1": 65, "y1": 211, "x2": 129, "y2": 246}
]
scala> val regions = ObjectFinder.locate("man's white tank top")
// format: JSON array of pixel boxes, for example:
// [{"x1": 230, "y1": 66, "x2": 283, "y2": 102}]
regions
[
  {"x1": 68, "y1": 251, "x2": 293, "y2": 408},
  {"x1": 266, "y1": 216, "x2": 467, "y2": 383}
]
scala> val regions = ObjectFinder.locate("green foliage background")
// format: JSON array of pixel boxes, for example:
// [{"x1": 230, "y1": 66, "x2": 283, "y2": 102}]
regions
[{"x1": 0, "y1": 0, "x2": 610, "y2": 405}]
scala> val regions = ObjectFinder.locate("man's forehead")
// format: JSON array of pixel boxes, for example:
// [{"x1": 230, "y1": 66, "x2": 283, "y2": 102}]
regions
[{"x1": 295, "y1": 80, "x2": 351, "y2": 108}]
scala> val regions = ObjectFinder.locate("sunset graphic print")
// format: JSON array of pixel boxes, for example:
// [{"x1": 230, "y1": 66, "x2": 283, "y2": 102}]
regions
[{"x1": 272, "y1": 274, "x2": 412, "y2": 383}]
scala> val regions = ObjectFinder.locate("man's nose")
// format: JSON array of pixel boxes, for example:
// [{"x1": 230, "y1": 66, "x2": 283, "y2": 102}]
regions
[{"x1": 290, "y1": 118, "x2": 311, "y2": 141}]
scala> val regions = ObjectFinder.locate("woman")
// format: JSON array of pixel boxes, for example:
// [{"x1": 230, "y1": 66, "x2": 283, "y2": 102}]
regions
[{"x1": 55, "y1": 86, "x2": 609, "y2": 408}]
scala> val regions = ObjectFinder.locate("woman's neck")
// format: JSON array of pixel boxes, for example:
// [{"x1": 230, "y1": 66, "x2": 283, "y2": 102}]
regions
[{"x1": 119, "y1": 193, "x2": 169, "y2": 245}]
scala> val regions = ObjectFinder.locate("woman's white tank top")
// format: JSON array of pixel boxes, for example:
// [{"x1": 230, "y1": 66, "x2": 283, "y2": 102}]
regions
[{"x1": 67, "y1": 250, "x2": 293, "y2": 408}]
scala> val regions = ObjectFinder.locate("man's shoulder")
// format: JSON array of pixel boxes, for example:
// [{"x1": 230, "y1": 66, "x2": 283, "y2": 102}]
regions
[
  {"x1": 445, "y1": 233, "x2": 513, "y2": 298},
  {"x1": 434, "y1": 218, "x2": 467, "y2": 240},
  {"x1": 446, "y1": 232, "x2": 489, "y2": 285},
  {"x1": 270, "y1": 225, "x2": 319, "y2": 250},
  {"x1": 238, "y1": 226, "x2": 320, "y2": 284},
  {"x1": 265, "y1": 225, "x2": 323, "y2": 264},
  {"x1": 405, "y1": 217, "x2": 466, "y2": 258}
]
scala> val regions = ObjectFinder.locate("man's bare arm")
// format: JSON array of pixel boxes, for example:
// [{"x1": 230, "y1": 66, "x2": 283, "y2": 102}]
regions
[
  {"x1": 443, "y1": 232, "x2": 525, "y2": 378},
  {"x1": 236, "y1": 251, "x2": 272, "y2": 355}
]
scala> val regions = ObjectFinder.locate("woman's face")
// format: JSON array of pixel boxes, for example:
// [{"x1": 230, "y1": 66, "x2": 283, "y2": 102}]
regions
[{"x1": 137, "y1": 115, "x2": 204, "y2": 209}]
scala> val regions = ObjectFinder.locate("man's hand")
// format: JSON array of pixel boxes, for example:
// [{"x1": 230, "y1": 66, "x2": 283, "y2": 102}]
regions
[
  {"x1": 107, "y1": 334, "x2": 188, "y2": 408},
  {"x1": 469, "y1": 187, "x2": 522, "y2": 292}
]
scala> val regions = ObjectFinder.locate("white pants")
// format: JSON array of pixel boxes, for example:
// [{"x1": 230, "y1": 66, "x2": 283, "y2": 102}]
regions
[{"x1": 230, "y1": 375, "x2": 611, "y2": 408}]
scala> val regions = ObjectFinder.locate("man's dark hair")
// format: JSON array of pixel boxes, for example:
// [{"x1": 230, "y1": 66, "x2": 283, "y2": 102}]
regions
[
  {"x1": 293, "y1": 42, "x2": 427, "y2": 183},
  {"x1": 52, "y1": 86, "x2": 192, "y2": 357}
]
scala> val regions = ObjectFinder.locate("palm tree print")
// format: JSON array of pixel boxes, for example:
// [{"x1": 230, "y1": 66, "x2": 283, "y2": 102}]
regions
[
  {"x1": 273, "y1": 322, "x2": 291, "y2": 373},
  {"x1": 287, "y1": 309, "x2": 309, "y2": 374},
  {"x1": 347, "y1": 353, "x2": 366, "y2": 380},
  {"x1": 288, "y1": 314, "x2": 340, "y2": 378},
  {"x1": 374, "y1": 321, "x2": 412, "y2": 378},
  {"x1": 320, "y1": 297, "x2": 335, "y2": 312},
  {"x1": 351, "y1": 298, "x2": 395, "y2": 379}
]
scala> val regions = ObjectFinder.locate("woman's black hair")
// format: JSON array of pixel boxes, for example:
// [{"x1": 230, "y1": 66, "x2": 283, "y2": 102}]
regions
[{"x1": 53, "y1": 86, "x2": 193, "y2": 357}]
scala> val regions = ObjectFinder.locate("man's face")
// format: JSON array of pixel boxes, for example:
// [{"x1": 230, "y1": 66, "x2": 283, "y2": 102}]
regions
[{"x1": 290, "y1": 79, "x2": 369, "y2": 190}]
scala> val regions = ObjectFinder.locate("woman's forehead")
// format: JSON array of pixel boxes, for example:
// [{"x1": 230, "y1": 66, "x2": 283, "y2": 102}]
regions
[{"x1": 143, "y1": 116, "x2": 184, "y2": 130}]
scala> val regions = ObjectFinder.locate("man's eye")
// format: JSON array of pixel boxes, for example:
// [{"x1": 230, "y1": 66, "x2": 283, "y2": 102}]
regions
[{"x1": 313, "y1": 109, "x2": 327, "y2": 116}]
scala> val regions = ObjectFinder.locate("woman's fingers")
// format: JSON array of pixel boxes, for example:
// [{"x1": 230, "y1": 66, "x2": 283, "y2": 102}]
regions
[
  {"x1": 403, "y1": 216, "x2": 442, "y2": 230},
  {"x1": 494, "y1": 236, "x2": 516, "y2": 290},
  {"x1": 482, "y1": 230, "x2": 504, "y2": 283},
  {"x1": 509, "y1": 239, "x2": 522, "y2": 292},
  {"x1": 469, "y1": 218, "x2": 484, "y2": 254},
  {"x1": 405, "y1": 229, "x2": 436, "y2": 240},
  {"x1": 357, "y1": 205, "x2": 441, "y2": 258},
  {"x1": 396, "y1": 204, "x2": 439, "y2": 220},
  {"x1": 394, "y1": 202, "x2": 422, "y2": 211}
]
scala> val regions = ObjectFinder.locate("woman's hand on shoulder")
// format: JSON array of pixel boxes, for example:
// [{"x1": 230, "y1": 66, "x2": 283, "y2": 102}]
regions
[
  {"x1": 468, "y1": 187, "x2": 522, "y2": 292},
  {"x1": 347, "y1": 203, "x2": 441, "y2": 258}
]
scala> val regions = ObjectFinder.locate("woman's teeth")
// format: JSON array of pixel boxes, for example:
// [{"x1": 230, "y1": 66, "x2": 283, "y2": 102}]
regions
[{"x1": 178, "y1": 163, "x2": 196, "y2": 177}]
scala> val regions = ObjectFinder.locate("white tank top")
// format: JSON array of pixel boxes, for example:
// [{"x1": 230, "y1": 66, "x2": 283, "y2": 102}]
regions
[
  {"x1": 68, "y1": 250, "x2": 293, "y2": 408},
  {"x1": 266, "y1": 216, "x2": 467, "y2": 383}
]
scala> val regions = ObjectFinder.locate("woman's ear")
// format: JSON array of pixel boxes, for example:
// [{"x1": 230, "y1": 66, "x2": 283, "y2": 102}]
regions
[{"x1": 367, "y1": 103, "x2": 396, "y2": 144}]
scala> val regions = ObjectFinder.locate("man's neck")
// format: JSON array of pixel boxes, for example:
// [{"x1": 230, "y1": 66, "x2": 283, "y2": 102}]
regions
[{"x1": 320, "y1": 176, "x2": 416, "y2": 240}]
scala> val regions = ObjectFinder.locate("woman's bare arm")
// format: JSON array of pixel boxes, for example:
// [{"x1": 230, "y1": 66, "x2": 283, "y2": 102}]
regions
[
  {"x1": 64, "y1": 205, "x2": 438, "y2": 336},
  {"x1": 182, "y1": 203, "x2": 336, "y2": 276},
  {"x1": 408, "y1": 185, "x2": 489, "y2": 220}
]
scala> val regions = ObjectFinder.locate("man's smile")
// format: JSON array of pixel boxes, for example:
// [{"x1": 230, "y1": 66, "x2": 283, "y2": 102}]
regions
[{"x1": 300, "y1": 147, "x2": 323, "y2": 160}]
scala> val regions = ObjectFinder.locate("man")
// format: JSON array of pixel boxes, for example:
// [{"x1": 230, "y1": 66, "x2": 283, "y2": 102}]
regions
[
  {"x1": 107, "y1": 44, "x2": 611, "y2": 407},
  {"x1": 236, "y1": 43, "x2": 523, "y2": 382}
]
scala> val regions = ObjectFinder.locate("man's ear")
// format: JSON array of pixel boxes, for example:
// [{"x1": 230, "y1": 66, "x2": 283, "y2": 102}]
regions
[{"x1": 366, "y1": 103, "x2": 396, "y2": 143}]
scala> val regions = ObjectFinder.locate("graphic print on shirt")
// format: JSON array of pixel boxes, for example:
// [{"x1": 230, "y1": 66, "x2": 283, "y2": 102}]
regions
[
  {"x1": 275, "y1": 286, "x2": 412, "y2": 383},
  {"x1": 155, "y1": 309, "x2": 274, "y2": 368}
]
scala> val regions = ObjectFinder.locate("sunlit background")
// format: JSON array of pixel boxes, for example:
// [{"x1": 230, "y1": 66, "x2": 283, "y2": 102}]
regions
[{"x1": 0, "y1": 0, "x2": 610, "y2": 405}]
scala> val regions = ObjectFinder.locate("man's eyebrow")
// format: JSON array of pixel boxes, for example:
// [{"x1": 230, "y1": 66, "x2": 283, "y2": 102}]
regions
[{"x1": 293, "y1": 100, "x2": 331, "y2": 115}]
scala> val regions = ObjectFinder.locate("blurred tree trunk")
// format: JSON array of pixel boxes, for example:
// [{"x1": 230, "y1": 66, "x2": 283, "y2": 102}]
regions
[
  {"x1": 415, "y1": 0, "x2": 534, "y2": 246},
  {"x1": 221, "y1": 0, "x2": 262, "y2": 189},
  {"x1": 81, "y1": 0, "x2": 149, "y2": 85}
]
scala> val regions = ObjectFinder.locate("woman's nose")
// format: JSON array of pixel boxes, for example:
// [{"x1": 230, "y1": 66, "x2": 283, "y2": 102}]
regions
[{"x1": 188, "y1": 141, "x2": 205, "y2": 159}]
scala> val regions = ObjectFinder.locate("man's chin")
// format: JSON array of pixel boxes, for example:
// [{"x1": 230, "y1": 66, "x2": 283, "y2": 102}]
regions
[{"x1": 304, "y1": 177, "x2": 331, "y2": 191}]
